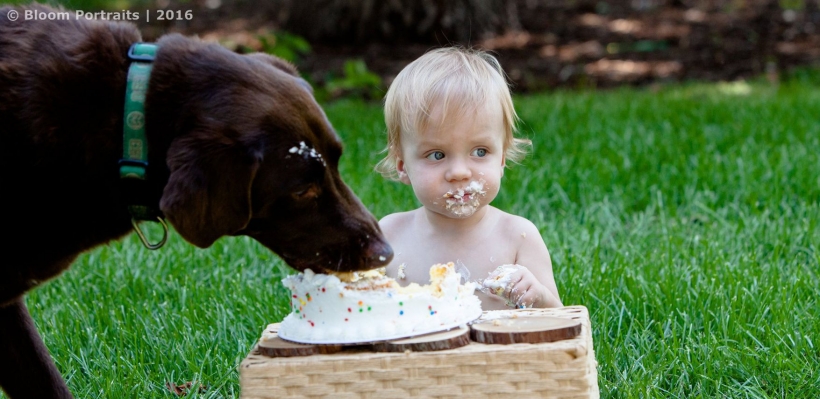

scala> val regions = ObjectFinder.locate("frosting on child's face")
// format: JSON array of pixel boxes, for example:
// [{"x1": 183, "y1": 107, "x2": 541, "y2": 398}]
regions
[
  {"x1": 442, "y1": 179, "x2": 487, "y2": 217},
  {"x1": 397, "y1": 102, "x2": 505, "y2": 220}
]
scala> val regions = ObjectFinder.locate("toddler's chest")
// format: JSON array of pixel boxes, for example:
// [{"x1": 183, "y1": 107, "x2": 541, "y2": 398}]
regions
[{"x1": 393, "y1": 239, "x2": 517, "y2": 285}]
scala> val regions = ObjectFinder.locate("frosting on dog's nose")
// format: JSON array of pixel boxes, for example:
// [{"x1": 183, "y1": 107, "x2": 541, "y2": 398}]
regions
[{"x1": 364, "y1": 239, "x2": 394, "y2": 269}]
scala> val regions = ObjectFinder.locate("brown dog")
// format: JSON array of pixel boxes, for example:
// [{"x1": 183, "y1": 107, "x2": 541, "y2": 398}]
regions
[{"x1": 0, "y1": 4, "x2": 392, "y2": 398}]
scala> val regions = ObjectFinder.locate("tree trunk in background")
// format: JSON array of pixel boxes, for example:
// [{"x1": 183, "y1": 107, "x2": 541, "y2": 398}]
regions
[{"x1": 274, "y1": 0, "x2": 522, "y2": 44}]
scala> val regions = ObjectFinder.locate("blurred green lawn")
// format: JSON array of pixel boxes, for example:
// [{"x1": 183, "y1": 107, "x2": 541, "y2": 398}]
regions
[{"x1": 9, "y1": 71, "x2": 819, "y2": 398}]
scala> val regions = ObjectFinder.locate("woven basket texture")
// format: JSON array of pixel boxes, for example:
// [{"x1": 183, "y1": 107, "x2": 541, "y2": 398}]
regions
[{"x1": 240, "y1": 305, "x2": 599, "y2": 398}]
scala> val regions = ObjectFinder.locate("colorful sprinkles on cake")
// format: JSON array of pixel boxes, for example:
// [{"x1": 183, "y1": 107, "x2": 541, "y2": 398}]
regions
[{"x1": 278, "y1": 263, "x2": 483, "y2": 343}]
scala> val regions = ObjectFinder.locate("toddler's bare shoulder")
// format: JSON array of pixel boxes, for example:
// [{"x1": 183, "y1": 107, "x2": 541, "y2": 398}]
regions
[
  {"x1": 494, "y1": 210, "x2": 540, "y2": 236},
  {"x1": 379, "y1": 210, "x2": 417, "y2": 235},
  {"x1": 379, "y1": 210, "x2": 413, "y2": 223}
]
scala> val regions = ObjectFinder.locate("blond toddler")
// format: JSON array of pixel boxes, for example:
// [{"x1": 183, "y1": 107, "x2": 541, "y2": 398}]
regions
[{"x1": 376, "y1": 47, "x2": 562, "y2": 310}]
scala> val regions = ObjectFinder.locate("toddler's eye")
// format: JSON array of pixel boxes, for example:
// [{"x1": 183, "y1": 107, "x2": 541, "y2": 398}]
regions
[
  {"x1": 472, "y1": 148, "x2": 488, "y2": 157},
  {"x1": 426, "y1": 151, "x2": 445, "y2": 160}
]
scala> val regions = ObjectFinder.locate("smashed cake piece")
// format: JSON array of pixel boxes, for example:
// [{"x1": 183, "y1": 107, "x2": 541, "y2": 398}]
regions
[{"x1": 481, "y1": 264, "x2": 520, "y2": 307}]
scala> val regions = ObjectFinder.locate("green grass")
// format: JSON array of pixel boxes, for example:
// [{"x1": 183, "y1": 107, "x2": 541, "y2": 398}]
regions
[{"x1": 8, "y1": 72, "x2": 820, "y2": 398}]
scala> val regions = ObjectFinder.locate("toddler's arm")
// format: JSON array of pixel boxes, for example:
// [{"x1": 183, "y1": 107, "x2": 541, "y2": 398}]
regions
[
  {"x1": 486, "y1": 264, "x2": 562, "y2": 308},
  {"x1": 483, "y1": 219, "x2": 562, "y2": 308}
]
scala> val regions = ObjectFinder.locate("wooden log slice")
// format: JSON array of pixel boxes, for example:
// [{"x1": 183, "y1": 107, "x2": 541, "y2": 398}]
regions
[
  {"x1": 470, "y1": 316, "x2": 581, "y2": 344},
  {"x1": 372, "y1": 325, "x2": 471, "y2": 352},
  {"x1": 256, "y1": 324, "x2": 343, "y2": 358},
  {"x1": 256, "y1": 337, "x2": 344, "y2": 357}
]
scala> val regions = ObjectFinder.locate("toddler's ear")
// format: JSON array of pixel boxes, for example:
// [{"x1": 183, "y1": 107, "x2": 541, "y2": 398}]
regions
[{"x1": 396, "y1": 159, "x2": 411, "y2": 185}]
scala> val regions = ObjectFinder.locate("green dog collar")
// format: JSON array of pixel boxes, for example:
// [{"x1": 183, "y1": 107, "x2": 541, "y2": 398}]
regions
[
  {"x1": 120, "y1": 42, "x2": 168, "y2": 250},
  {"x1": 120, "y1": 42, "x2": 155, "y2": 179}
]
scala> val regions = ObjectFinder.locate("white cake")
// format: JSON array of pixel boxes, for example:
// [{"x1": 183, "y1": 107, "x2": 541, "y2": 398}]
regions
[{"x1": 278, "y1": 262, "x2": 482, "y2": 344}]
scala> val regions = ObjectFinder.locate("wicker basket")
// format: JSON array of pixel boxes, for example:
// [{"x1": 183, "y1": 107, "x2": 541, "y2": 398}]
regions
[{"x1": 240, "y1": 305, "x2": 599, "y2": 398}]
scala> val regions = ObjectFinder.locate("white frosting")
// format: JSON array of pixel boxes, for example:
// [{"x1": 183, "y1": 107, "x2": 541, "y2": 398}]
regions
[
  {"x1": 443, "y1": 179, "x2": 487, "y2": 217},
  {"x1": 288, "y1": 141, "x2": 326, "y2": 165},
  {"x1": 481, "y1": 264, "x2": 519, "y2": 307},
  {"x1": 278, "y1": 263, "x2": 482, "y2": 344}
]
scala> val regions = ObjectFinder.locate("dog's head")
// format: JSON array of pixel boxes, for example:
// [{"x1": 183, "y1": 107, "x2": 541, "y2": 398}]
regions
[{"x1": 150, "y1": 35, "x2": 392, "y2": 273}]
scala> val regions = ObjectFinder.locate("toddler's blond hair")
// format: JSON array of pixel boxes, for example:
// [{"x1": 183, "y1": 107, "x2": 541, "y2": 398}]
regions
[{"x1": 375, "y1": 47, "x2": 531, "y2": 180}]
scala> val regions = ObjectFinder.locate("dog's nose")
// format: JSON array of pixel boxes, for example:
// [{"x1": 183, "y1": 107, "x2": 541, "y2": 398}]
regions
[{"x1": 365, "y1": 239, "x2": 394, "y2": 268}]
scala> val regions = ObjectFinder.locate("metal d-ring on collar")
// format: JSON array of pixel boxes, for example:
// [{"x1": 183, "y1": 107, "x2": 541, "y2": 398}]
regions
[
  {"x1": 120, "y1": 42, "x2": 168, "y2": 250},
  {"x1": 131, "y1": 216, "x2": 168, "y2": 250}
]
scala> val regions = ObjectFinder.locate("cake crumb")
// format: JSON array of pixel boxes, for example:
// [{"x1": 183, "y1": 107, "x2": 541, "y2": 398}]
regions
[
  {"x1": 397, "y1": 263, "x2": 407, "y2": 279},
  {"x1": 521, "y1": 232, "x2": 526, "y2": 238},
  {"x1": 289, "y1": 141, "x2": 326, "y2": 165}
]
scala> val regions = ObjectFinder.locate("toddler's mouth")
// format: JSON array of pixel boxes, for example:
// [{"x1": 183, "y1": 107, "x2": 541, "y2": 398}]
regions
[{"x1": 442, "y1": 179, "x2": 487, "y2": 217}]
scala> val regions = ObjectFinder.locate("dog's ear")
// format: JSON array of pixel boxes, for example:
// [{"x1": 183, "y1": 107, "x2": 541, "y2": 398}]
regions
[{"x1": 159, "y1": 132, "x2": 261, "y2": 248}]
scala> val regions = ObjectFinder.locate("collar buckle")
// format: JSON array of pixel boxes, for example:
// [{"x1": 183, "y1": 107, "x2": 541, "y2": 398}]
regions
[{"x1": 127, "y1": 42, "x2": 157, "y2": 62}]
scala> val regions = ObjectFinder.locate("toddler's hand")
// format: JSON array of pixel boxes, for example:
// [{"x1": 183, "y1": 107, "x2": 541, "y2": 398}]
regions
[{"x1": 482, "y1": 264, "x2": 547, "y2": 309}]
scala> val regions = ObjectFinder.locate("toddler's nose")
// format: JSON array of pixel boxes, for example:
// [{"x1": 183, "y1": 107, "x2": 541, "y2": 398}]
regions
[{"x1": 445, "y1": 159, "x2": 472, "y2": 182}]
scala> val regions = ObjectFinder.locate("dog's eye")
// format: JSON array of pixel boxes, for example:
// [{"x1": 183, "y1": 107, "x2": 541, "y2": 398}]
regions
[{"x1": 292, "y1": 184, "x2": 320, "y2": 201}]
